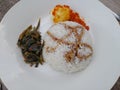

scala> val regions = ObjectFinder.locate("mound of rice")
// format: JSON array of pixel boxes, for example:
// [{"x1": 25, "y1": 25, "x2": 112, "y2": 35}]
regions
[{"x1": 43, "y1": 21, "x2": 93, "y2": 73}]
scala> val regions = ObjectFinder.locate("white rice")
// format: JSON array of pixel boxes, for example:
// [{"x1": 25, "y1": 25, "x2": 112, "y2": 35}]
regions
[{"x1": 43, "y1": 21, "x2": 93, "y2": 73}]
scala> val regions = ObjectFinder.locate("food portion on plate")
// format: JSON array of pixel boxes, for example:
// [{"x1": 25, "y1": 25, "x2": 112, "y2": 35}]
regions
[
  {"x1": 17, "y1": 4, "x2": 93, "y2": 73},
  {"x1": 17, "y1": 19, "x2": 44, "y2": 67},
  {"x1": 43, "y1": 21, "x2": 93, "y2": 73},
  {"x1": 51, "y1": 5, "x2": 89, "y2": 30}
]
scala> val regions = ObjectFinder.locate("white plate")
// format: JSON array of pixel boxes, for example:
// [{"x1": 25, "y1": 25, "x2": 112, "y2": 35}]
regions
[{"x1": 0, "y1": 0, "x2": 120, "y2": 90}]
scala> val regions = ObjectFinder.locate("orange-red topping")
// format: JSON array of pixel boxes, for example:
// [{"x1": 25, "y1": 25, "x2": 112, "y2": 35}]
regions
[{"x1": 51, "y1": 5, "x2": 89, "y2": 30}]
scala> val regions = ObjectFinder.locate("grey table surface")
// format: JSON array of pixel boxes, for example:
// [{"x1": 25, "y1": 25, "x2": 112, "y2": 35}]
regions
[{"x1": 0, "y1": 0, "x2": 120, "y2": 90}]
